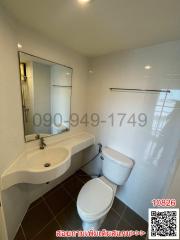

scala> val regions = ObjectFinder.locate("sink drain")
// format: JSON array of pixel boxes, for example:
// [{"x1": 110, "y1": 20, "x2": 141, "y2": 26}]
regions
[{"x1": 44, "y1": 163, "x2": 51, "y2": 168}]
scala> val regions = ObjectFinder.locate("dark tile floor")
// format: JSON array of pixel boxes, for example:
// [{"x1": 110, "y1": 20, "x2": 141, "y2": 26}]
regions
[{"x1": 14, "y1": 170, "x2": 148, "y2": 240}]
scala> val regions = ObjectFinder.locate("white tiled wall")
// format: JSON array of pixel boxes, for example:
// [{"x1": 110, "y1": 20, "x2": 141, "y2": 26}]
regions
[{"x1": 86, "y1": 41, "x2": 180, "y2": 220}]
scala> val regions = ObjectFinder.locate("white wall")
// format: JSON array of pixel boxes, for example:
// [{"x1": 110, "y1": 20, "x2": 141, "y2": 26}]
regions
[
  {"x1": 85, "y1": 41, "x2": 180, "y2": 221},
  {"x1": 0, "y1": 7, "x2": 24, "y2": 189},
  {"x1": 0, "y1": 5, "x2": 88, "y2": 240},
  {"x1": 0, "y1": 6, "x2": 25, "y2": 240}
]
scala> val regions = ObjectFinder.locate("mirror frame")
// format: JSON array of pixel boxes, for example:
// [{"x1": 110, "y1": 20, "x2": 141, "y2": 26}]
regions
[{"x1": 18, "y1": 51, "x2": 73, "y2": 143}]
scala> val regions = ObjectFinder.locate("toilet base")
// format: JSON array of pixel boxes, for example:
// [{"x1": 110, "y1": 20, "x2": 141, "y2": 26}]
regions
[{"x1": 82, "y1": 214, "x2": 107, "y2": 230}]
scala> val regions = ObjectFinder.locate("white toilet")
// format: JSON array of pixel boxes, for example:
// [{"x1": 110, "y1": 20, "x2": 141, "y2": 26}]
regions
[{"x1": 77, "y1": 147, "x2": 134, "y2": 230}]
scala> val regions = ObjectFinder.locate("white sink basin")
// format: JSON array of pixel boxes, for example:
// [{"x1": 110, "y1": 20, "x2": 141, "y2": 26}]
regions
[
  {"x1": 1, "y1": 147, "x2": 71, "y2": 188},
  {"x1": 27, "y1": 147, "x2": 70, "y2": 172},
  {"x1": 24, "y1": 147, "x2": 71, "y2": 184},
  {"x1": 1, "y1": 132, "x2": 95, "y2": 190}
]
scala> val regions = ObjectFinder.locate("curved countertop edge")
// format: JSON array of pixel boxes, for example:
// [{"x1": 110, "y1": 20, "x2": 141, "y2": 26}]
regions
[{"x1": 1, "y1": 132, "x2": 95, "y2": 190}]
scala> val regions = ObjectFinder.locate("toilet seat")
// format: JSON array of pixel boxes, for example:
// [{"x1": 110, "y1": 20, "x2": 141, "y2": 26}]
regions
[{"x1": 77, "y1": 178, "x2": 114, "y2": 221}]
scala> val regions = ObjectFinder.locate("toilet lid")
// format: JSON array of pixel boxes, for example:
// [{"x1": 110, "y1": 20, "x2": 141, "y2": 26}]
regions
[{"x1": 77, "y1": 178, "x2": 113, "y2": 217}]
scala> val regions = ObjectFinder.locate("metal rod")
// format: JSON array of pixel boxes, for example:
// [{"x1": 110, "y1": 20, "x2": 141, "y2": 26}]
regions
[
  {"x1": 109, "y1": 88, "x2": 170, "y2": 93},
  {"x1": 52, "y1": 85, "x2": 72, "y2": 87}
]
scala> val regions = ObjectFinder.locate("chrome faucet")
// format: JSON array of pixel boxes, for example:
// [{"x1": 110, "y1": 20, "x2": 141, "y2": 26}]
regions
[
  {"x1": 40, "y1": 137, "x2": 47, "y2": 150},
  {"x1": 35, "y1": 134, "x2": 40, "y2": 140}
]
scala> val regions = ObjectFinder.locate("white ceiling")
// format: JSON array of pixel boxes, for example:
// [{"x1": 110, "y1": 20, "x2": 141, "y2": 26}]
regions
[{"x1": 1, "y1": 0, "x2": 180, "y2": 57}]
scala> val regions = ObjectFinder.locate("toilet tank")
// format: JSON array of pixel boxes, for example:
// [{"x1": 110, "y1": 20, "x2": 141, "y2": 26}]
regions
[{"x1": 102, "y1": 147, "x2": 134, "y2": 185}]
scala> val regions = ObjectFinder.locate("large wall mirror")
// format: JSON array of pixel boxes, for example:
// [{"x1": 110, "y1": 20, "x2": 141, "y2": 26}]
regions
[{"x1": 18, "y1": 52, "x2": 72, "y2": 142}]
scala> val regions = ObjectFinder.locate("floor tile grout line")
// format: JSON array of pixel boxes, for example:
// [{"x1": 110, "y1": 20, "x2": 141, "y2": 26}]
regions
[
  {"x1": 21, "y1": 196, "x2": 62, "y2": 240},
  {"x1": 43, "y1": 194, "x2": 74, "y2": 221},
  {"x1": 27, "y1": 197, "x2": 57, "y2": 240},
  {"x1": 42, "y1": 196, "x2": 56, "y2": 218},
  {"x1": 111, "y1": 204, "x2": 127, "y2": 218},
  {"x1": 44, "y1": 178, "x2": 75, "y2": 199},
  {"x1": 31, "y1": 216, "x2": 57, "y2": 240},
  {"x1": 62, "y1": 173, "x2": 92, "y2": 201},
  {"x1": 32, "y1": 197, "x2": 71, "y2": 240},
  {"x1": 54, "y1": 217, "x2": 70, "y2": 240},
  {"x1": 42, "y1": 184, "x2": 64, "y2": 199},
  {"x1": 34, "y1": 196, "x2": 69, "y2": 239},
  {"x1": 112, "y1": 198, "x2": 147, "y2": 222},
  {"x1": 75, "y1": 173, "x2": 89, "y2": 184},
  {"x1": 53, "y1": 201, "x2": 79, "y2": 237},
  {"x1": 20, "y1": 199, "x2": 54, "y2": 240},
  {"x1": 51, "y1": 193, "x2": 83, "y2": 233},
  {"x1": 21, "y1": 225, "x2": 27, "y2": 240},
  {"x1": 56, "y1": 216, "x2": 71, "y2": 230},
  {"x1": 27, "y1": 197, "x2": 43, "y2": 212},
  {"x1": 122, "y1": 217, "x2": 148, "y2": 233},
  {"x1": 56, "y1": 217, "x2": 82, "y2": 233},
  {"x1": 122, "y1": 207, "x2": 148, "y2": 225},
  {"x1": 55, "y1": 200, "x2": 74, "y2": 221},
  {"x1": 114, "y1": 206, "x2": 128, "y2": 229},
  {"x1": 62, "y1": 185, "x2": 76, "y2": 201},
  {"x1": 61, "y1": 173, "x2": 81, "y2": 188},
  {"x1": 122, "y1": 209, "x2": 148, "y2": 229}
]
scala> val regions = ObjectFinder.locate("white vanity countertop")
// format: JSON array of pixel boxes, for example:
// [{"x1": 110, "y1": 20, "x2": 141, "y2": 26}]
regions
[
  {"x1": 51, "y1": 132, "x2": 95, "y2": 154},
  {"x1": 1, "y1": 131, "x2": 95, "y2": 190}
]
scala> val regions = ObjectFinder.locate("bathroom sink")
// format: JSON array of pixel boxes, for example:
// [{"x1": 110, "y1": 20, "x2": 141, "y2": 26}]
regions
[
  {"x1": 1, "y1": 132, "x2": 95, "y2": 190},
  {"x1": 23, "y1": 147, "x2": 71, "y2": 184},
  {"x1": 27, "y1": 147, "x2": 70, "y2": 171},
  {"x1": 2, "y1": 147, "x2": 71, "y2": 187}
]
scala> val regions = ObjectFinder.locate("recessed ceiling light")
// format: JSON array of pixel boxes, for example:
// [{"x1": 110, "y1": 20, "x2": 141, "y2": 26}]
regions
[
  {"x1": 17, "y1": 43, "x2": 22, "y2": 49},
  {"x1": 144, "y1": 65, "x2": 152, "y2": 70},
  {"x1": 78, "y1": 0, "x2": 91, "y2": 4}
]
